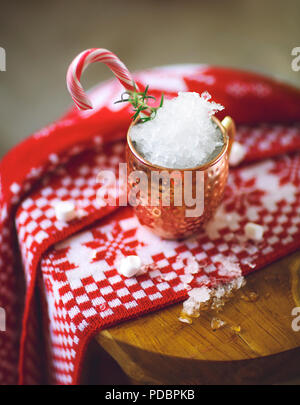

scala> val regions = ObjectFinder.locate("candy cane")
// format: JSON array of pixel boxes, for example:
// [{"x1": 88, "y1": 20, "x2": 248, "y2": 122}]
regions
[{"x1": 66, "y1": 48, "x2": 137, "y2": 110}]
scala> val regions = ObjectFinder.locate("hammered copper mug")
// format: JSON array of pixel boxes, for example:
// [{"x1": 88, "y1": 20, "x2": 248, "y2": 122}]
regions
[{"x1": 126, "y1": 115, "x2": 235, "y2": 239}]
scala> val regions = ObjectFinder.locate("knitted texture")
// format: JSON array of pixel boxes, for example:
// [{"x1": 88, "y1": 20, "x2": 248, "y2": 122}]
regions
[{"x1": 0, "y1": 65, "x2": 299, "y2": 384}]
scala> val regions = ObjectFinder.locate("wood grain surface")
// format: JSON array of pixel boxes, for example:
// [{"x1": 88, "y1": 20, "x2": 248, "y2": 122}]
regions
[{"x1": 96, "y1": 251, "x2": 300, "y2": 384}]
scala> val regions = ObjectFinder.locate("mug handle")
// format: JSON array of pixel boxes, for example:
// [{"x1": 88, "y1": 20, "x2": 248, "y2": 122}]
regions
[{"x1": 221, "y1": 116, "x2": 235, "y2": 155}]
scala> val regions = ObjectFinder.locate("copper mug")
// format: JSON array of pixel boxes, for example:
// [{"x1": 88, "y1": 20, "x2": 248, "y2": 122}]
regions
[{"x1": 126, "y1": 116, "x2": 235, "y2": 239}]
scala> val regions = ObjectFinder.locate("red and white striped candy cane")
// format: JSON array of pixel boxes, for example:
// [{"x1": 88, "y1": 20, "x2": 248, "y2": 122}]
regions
[{"x1": 66, "y1": 48, "x2": 137, "y2": 110}]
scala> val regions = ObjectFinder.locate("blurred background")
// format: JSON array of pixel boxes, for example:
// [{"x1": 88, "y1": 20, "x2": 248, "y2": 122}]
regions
[{"x1": 0, "y1": 0, "x2": 299, "y2": 157}]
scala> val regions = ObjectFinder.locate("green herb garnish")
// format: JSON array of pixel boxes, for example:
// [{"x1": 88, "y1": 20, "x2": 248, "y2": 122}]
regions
[{"x1": 115, "y1": 85, "x2": 164, "y2": 123}]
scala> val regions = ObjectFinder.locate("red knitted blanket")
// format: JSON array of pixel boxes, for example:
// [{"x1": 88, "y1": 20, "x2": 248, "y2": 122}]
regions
[{"x1": 0, "y1": 65, "x2": 300, "y2": 384}]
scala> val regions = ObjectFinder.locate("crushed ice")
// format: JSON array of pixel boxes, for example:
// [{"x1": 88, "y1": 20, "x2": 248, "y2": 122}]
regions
[
  {"x1": 130, "y1": 91, "x2": 224, "y2": 169},
  {"x1": 179, "y1": 252, "x2": 245, "y2": 322}
]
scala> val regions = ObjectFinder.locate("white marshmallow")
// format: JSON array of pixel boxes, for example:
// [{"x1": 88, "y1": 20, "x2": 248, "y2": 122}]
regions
[
  {"x1": 54, "y1": 201, "x2": 77, "y2": 222},
  {"x1": 118, "y1": 255, "x2": 142, "y2": 278},
  {"x1": 229, "y1": 141, "x2": 246, "y2": 166},
  {"x1": 244, "y1": 222, "x2": 264, "y2": 241}
]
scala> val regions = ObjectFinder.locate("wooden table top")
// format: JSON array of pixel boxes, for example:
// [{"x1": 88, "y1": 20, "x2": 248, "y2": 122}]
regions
[{"x1": 96, "y1": 250, "x2": 300, "y2": 384}]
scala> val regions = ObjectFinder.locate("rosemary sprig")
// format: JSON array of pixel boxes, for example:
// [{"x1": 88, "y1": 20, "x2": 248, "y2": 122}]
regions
[{"x1": 115, "y1": 85, "x2": 164, "y2": 123}]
